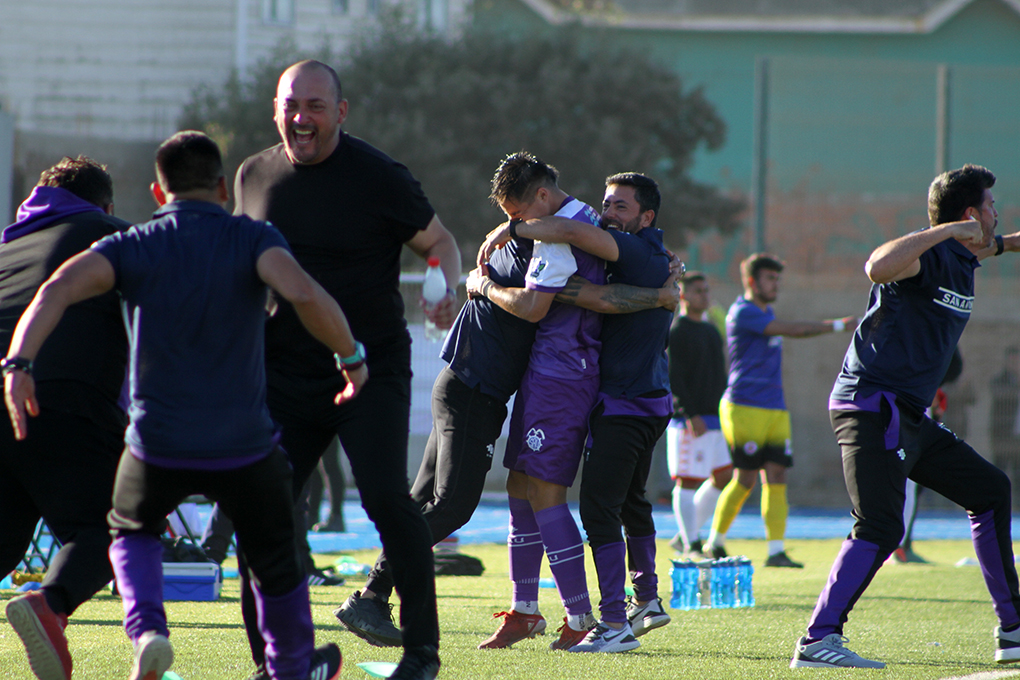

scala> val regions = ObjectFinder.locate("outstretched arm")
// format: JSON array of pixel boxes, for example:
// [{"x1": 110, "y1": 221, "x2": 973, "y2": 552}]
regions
[
  {"x1": 257, "y1": 247, "x2": 368, "y2": 404},
  {"x1": 4, "y1": 250, "x2": 115, "y2": 439},
  {"x1": 763, "y1": 316, "x2": 857, "y2": 338},
  {"x1": 866, "y1": 220, "x2": 983, "y2": 283},
  {"x1": 478, "y1": 217, "x2": 619, "y2": 264}
]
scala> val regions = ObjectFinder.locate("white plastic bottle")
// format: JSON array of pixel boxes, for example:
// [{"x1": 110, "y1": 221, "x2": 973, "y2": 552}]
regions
[{"x1": 422, "y1": 256, "x2": 447, "y2": 342}]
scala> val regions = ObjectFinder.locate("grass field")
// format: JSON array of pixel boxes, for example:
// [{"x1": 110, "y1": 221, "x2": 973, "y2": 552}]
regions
[{"x1": 1, "y1": 538, "x2": 1017, "y2": 679}]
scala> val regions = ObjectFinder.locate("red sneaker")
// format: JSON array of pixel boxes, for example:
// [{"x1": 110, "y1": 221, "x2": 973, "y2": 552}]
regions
[
  {"x1": 6, "y1": 590, "x2": 72, "y2": 680},
  {"x1": 477, "y1": 610, "x2": 546, "y2": 649},
  {"x1": 549, "y1": 613, "x2": 596, "y2": 651}
]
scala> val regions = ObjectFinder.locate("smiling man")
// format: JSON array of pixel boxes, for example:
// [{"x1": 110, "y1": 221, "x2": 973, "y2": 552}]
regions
[{"x1": 232, "y1": 60, "x2": 460, "y2": 680}]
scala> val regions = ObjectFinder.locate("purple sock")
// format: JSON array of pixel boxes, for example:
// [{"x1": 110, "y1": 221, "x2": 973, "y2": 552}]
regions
[
  {"x1": 593, "y1": 542, "x2": 627, "y2": 623},
  {"x1": 972, "y1": 509, "x2": 1020, "y2": 629},
  {"x1": 806, "y1": 538, "x2": 884, "y2": 640},
  {"x1": 508, "y1": 497, "x2": 543, "y2": 604},
  {"x1": 109, "y1": 533, "x2": 168, "y2": 643},
  {"x1": 626, "y1": 533, "x2": 659, "y2": 603},
  {"x1": 255, "y1": 580, "x2": 314, "y2": 680},
  {"x1": 535, "y1": 504, "x2": 590, "y2": 616}
]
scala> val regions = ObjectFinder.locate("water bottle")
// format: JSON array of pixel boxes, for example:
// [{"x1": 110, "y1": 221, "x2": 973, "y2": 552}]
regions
[
  {"x1": 684, "y1": 561, "x2": 698, "y2": 610},
  {"x1": 720, "y1": 558, "x2": 735, "y2": 608},
  {"x1": 697, "y1": 560, "x2": 713, "y2": 608},
  {"x1": 422, "y1": 257, "x2": 447, "y2": 342},
  {"x1": 669, "y1": 560, "x2": 683, "y2": 609},
  {"x1": 736, "y1": 557, "x2": 755, "y2": 607}
]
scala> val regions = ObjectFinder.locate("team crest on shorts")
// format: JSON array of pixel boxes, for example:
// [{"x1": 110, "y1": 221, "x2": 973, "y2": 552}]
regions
[
  {"x1": 743, "y1": 440, "x2": 759, "y2": 455},
  {"x1": 526, "y1": 428, "x2": 546, "y2": 451}
]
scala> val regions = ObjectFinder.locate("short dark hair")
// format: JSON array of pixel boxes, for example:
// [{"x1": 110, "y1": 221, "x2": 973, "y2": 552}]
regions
[
  {"x1": 740, "y1": 252, "x2": 784, "y2": 283},
  {"x1": 490, "y1": 151, "x2": 559, "y2": 206},
  {"x1": 928, "y1": 164, "x2": 996, "y2": 226},
  {"x1": 680, "y1": 271, "x2": 706, "y2": 289},
  {"x1": 606, "y1": 172, "x2": 660, "y2": 228},
  {"x1": 38, "y1": 155, "x2": 113, "y2": 208},
  {"x1": 155, "y1": 131, "x2": 224, "y2": 194},
  {"x1": 289, "y1": 59, "x2": 343, "y2": 102}
]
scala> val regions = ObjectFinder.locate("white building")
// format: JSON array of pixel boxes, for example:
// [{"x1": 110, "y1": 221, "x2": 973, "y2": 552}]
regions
[{"x1": 0, "y1": 0, "x2": 465, "y2": 221}]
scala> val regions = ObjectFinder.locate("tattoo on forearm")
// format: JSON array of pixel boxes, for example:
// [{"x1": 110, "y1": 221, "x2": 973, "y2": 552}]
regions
[
  {"x1": 553, "y1": 278, "x2": 582, "y2": 305},
  {"x1": 600, "y1": 285, "x2": 659, "y2": 313}
]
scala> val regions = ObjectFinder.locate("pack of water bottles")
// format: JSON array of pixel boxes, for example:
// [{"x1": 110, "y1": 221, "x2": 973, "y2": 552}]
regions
[{"x1": 669, "y1": 557, "x2": 754, "y2": 610}]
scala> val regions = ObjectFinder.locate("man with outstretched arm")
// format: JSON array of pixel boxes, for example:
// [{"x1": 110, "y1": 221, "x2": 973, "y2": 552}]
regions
[{"x1": 790, "y1": 164, "x2": 1020, "y2": 669}]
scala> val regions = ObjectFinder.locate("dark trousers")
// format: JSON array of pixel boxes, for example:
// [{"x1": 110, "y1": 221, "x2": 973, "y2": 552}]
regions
[
  {"x1": 579, "y1": 409, "x2": 669, "y2": 549},
  {"x1": 806, "y1": 401, "x2": 1020, "y2": 638},
  {"x1": 109, "y1": 446, "x2": 304, "y2": 598},
  {"x1": 366, "y1": 366, "x2": 506, "y2": 599},
  {"x1": 0, "y1": 409, "x2": 121, "y2": 615},
  {"x1": 241, "y1": 371, "x2": 439, "y2": 662}
]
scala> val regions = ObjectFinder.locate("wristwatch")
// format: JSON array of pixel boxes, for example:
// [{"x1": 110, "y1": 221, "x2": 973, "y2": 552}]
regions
[
  {"x1": 0, "y1": 356, "x2": 33, "y2": 377},
  {"x1": 334, "y1": 341, "x2": 366, "y2": 372}
]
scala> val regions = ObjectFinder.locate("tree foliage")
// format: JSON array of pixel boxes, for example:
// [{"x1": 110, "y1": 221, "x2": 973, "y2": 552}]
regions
[{"x1": 180, "y1": 15, "x2": 745, "y2": 260}]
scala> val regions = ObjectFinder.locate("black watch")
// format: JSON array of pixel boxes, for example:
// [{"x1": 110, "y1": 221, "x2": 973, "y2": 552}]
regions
[{"x1": 0, "y1": 356, "x2": 33, "y2": 377}]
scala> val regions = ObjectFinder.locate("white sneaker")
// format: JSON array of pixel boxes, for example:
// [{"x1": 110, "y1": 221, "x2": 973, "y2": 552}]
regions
[
  {"x1": 568, "y1": 621, "x2": 640, "y2": 653},
  {"x1": 996, "y1": 625, "x2": 1020, "y2": 663},
  {"x1": 625, "y1": 596, "x2": 671, "y2": 637},
  {"x1": 130, "y1": 631, "x2": 174, "y2": 680},
  {"x1": 790, "y1": 634, "x2": 884, "y2": 669}
]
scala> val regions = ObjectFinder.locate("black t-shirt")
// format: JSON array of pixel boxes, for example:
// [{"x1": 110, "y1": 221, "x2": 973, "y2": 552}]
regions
[
  {"x1": 668, "y1": 314, "x2": 727, "y2": 419},
  {"x1": 0, "y1": 211, "x2": 129, "y2": 433},
  {"x1": 234, "y1": 134, "x2": 435, "y2": 383}
]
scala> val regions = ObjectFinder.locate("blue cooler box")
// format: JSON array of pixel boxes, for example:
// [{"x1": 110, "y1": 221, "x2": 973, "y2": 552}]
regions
[{"x1": 162, "y1": 562, "x2": 221, "y2": 601}]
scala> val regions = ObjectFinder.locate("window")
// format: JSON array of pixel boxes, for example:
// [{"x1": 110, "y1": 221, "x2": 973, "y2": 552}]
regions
[{"x1": 263, "y1": 0, "x2": 294, "y2": 24}]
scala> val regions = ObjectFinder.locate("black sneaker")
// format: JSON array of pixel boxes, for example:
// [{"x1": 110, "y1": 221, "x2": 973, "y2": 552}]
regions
[
  {"x1": 703, "y1": 545, "x2": 727, "y2": 560},
  {"x1": 765, "y1": 550, "x2": 804, "y2": 568},
  {"x1": 334, "y1": 592, "x2": 402, "y2": 647},
  {"x1": 307, "y1": 642, "x2": 342, "y2": 680},
  {"x1": 390, "y1": 644, "x2": 440, "y2": 680},
  {"x1": 308, "y1": 567, "x2": 346, "y2": 587}
]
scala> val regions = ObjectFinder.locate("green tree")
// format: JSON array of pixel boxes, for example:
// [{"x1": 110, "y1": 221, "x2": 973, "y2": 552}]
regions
[{"x1": 180, "y1": 17, "x2": 744, "y2": 263}]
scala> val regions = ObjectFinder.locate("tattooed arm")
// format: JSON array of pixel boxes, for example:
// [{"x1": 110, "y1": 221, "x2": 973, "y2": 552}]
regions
[{"x1": 554, "y1": 273, "x2": 680, "y2": 314}]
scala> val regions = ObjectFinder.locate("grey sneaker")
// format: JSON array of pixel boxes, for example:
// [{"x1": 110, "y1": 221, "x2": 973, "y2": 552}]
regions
[
  {"x1": 334, "y1": 592, "x2": 402, "y2": 647},
  {"x1": 790, "y1": 634, "x2": 885, "y2": 669},
  {"x1": 625, "y1": 596, "x2": 671, "y2": 637},
  {"x1": 568, "y1": 621, "x2": 640, "y2": 653},
  {"x1": 130, "y1": 631, "x2": 174, "y2": 680},
  {"x1": 996, "y1": 625, "x2": 1020, "y2": 663}
]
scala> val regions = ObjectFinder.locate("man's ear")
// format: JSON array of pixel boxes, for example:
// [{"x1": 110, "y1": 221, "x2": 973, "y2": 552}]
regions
[
  {"x1": 150, "y1": 182, "x2": 168, "y2": 207},
  {"x1": 216, "y1": 176, "x2": 229, "y2": 205}
]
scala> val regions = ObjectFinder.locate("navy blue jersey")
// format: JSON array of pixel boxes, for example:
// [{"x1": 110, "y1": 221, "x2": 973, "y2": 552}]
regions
[
  {"x1": 598, "y1": 227, "x2": 672, "y2": 402},
  {"x1": 92, "y1": 201, "x2": 289, "y2": 461},
  {"x1": 831, "y1": 236, "x2": 978, "y2": 413},
  {"x1": 441, "y1": 238, "x2": 538, "y2": 402}
]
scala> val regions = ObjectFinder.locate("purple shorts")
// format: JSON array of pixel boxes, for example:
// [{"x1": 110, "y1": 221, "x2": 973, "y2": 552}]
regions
[{"x1": 504, "y1": 368, "x2": 599, "y2": 487}]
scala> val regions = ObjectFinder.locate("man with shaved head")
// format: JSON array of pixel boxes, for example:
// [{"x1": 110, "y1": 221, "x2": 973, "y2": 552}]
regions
[{"x1": 233, "y1": 59, "x2": 459, "y2": 680}]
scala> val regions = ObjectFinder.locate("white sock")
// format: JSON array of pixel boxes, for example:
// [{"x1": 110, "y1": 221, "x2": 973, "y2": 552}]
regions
[
  {"x1": 693, "y1": 479, "x2": 722, "y2": 537},
  {"x1": 768, "y1": 540, "x2": 784, "y2": 556},
  {"x1": 673, "y1": 486, "x2": 698, "y2": 548},
  {"x1": 513, "y1": 600, "x2": 538, "y2": 615},
  {"x1": 706, "y1": 528, "x2": 724, "y2": 550},
  {"x1": 566, "y1": 612, "x2": 589, "y2": 631}
]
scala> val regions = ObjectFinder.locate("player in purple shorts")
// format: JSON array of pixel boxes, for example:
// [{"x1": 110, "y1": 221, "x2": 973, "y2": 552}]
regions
[
  {"x1": 467, "y1": 152, "x2": 603, "y2": 651},
  {"x1": 3, "y1": 132, "x2": 359, "y2": 680}
]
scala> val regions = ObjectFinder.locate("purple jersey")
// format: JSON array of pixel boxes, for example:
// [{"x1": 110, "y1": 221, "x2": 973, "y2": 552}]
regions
[{"x1": 523, "y1": 197, "x2": 604, "y2": 381}]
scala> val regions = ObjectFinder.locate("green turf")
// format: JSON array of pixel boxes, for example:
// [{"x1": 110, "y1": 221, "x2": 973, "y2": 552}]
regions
[{"x1": 0, "y1": 539, "x2": 1014, "y2": 679}]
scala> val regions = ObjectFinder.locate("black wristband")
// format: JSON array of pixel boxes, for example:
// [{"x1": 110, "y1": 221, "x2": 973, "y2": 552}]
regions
[
  {"x1": 0, "y1": 356, "x2": 33, "y2": 377},
  {"x1": 508, "y1": 219, "x2": 522, "y2": 240},
  {"x1": 995, "y1": 234, "x2": 1005, "y2": 256}
]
